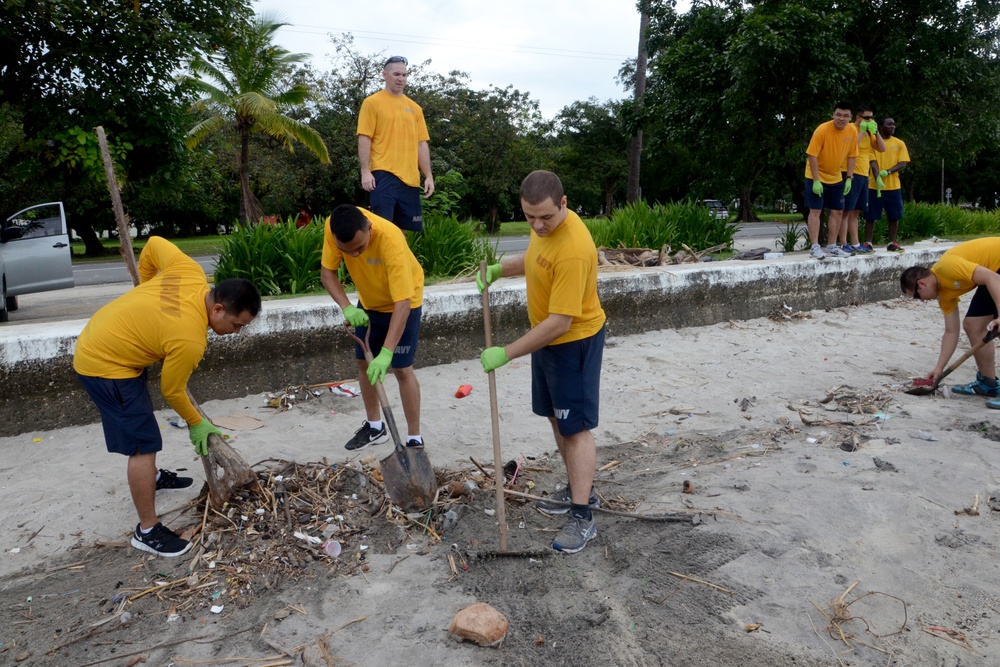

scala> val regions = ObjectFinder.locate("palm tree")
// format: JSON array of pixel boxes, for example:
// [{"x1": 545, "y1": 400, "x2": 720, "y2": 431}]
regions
[{"x1": 183, "y1": 12, "x2": 330, "y2": 224}]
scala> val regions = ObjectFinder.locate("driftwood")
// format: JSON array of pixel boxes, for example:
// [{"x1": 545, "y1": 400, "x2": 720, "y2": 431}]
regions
[
  {"x1": 597, "y1": 243, "x2": 727, "y2": 267},
  {"x1": 97, "y1": 125, "x2": 254, "y2": 508}
]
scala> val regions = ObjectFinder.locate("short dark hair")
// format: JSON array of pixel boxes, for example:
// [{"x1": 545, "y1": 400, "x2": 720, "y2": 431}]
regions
[
  {"x1": 211, "y1": 279, "x2": 261, "y2": 317},
  {"x1": 383, "y1": 55, "x2": 407, "y2": 70},
  {"x1": 519, "y1": 170, "x2": 564, "y2": 206},
  {"x1": 856, "y1": 105, "x2": 872, "y2": 115},
  {"x1": 329, "y1": 205, "x2": 369, "y2": 243},
  {"x1": 900, "y1": 266, "x2": 931, "y2": 294},
  {"x1": 834, "y1": 101, "x2": 852, "y2": 113}
]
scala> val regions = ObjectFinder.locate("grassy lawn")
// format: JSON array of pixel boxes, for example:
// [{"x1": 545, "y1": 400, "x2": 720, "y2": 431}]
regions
[{"x1": 72, "y1": 236, "x2": 227, "y2": 263}]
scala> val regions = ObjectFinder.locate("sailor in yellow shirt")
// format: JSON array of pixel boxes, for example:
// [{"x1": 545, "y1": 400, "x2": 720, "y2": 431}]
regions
[
  {"x1": 900, "y1": 238, "x2": 1000, "y2": 406},
  {"x1": 357, "y1": 55, "x2": 434, "y2": 232},
  {"x1": 73, "y1": 237, "x2": 260, "y2": 557},
  {"x1": 865, "y1": 117, "x2": 910, "y2": 253},
  {"x1": 803, "y1": 102, "x2": 858, "y2": 259},
  {"x1": 320, "y1": 205, "x2": 426, "y2": 452},
  {"x1": 477, "y1": 170, "x2": 607, "y2": 555},
  {"x1": 838, "y1": 105, "x2": 885, "y2": 254}
]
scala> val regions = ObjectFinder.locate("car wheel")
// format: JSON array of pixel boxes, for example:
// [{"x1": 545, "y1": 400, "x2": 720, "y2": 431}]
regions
[
  {"x1": 0, "y1": 280, "x2": 8, "y2": 323},
  {"x1": 6, "y1": 295, "x2": 17, "y2": 312}
]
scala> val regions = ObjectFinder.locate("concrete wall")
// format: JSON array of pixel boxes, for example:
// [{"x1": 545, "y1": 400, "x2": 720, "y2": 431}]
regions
[{"x1": 0, "y1": 247, "x2": 947, "y2": 436}]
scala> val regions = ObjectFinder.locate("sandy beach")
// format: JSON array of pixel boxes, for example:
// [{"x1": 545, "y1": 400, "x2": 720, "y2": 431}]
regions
[{"x1": 3, "y1": 293, "x2": 1000, "y2": 666}]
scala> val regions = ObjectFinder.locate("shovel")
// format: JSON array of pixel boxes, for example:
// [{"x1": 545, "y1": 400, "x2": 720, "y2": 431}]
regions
[
  {"x1": 906, "y1": 328, "x2": 1000, "y2": 395},
  {"x1": 345, "y1": 324, "x2": 436, "y2": 511}
]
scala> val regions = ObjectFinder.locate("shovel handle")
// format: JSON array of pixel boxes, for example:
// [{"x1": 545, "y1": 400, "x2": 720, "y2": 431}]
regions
[
  {"x1": 344, "y1": 323, "x2": 405, "y2": 451},
  {"x1": 481, "y1": 261, "x2": 508, "y2": 552},
  {"x1": 934, "y1": 327, "x2": 1000, "y2": 387}
]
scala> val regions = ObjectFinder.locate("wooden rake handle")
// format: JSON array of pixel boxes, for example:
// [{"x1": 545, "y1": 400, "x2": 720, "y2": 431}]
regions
[{"x1": 480, "y1": 261, "x2": 508, "y2": 552}]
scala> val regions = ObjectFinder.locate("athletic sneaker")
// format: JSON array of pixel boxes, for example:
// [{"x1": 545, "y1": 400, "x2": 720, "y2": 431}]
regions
[
  {"x1": 886, "y1": 242, "x2": 905, "y2": 253},
  {"x1": 840, "y1": 244, "x2": 857, "y2": 256},
  {"x1": 344, "y1": 420, "x2": 389, "y2": 451},
  {"x1": 952, "y1": 372, "x2": 1000, "y2": 397},
  {"x1": 810, "y1": 244, "x2": 825, "y2": 259},
  {"x1": 405, "y1": 438, "x2": 425, "y2": 449},
  {"x1": 131, "y1": 522, "x2": 192, "y2": 558},
  {"x1": 854, "y1": 244, "x2": 873, "y2": 254},
  {"x1": 536, "y1": 483, "x2": 601, "y2": 515},
  {"x1": 551, "y1": 512, "x2": 597, "y2": 554},
  {"x1": 155, "y1": 469, "x2": 193, "y2": 491},
  {"x1": 826, "y1": 245, "x2": 849, "y2": 257},
  {"x1": 859, "y1": 242, "x2": 874, "y2": 253}
]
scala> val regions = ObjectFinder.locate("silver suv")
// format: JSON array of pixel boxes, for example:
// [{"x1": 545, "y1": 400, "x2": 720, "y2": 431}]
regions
[
  {"x1": 1, "y1": 202, "x2": 75, "y2": 322},
  {"x1": 701, "y1": 199, "x2": 729, "y2": 221}
]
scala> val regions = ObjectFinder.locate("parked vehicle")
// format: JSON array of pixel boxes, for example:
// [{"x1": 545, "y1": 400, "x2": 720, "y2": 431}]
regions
[
  {"x1": 701, "y1": 199, "x2": 729, "y2": 221},
  {"x1": 1, "y1": 202, "x2": 75, "y2": 322}
]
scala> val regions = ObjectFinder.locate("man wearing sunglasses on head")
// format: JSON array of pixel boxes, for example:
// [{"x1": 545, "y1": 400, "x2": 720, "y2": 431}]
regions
[
  {"x1": 900, "y1": 238, "x2": 1000, "y2": 406},
  {"x1": 357, "y1": 55, "x2": 435, "y2": 232}
]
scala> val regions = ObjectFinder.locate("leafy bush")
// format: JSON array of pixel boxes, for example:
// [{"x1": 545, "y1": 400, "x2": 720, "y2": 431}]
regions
[
  {"x1": 214, "y1": 218, "x2": 324, "y2": 296},
  {"x1": 775, "y1": 222, "x2": 806, "y2": 252},
  {"x1": 587, "y1": 199, "x2": 736, "y2": 252},
  {"x1": 407, "y1": 214, "x2": 499, "y2": 278},
  {"x1": 887, "y1": 202, "x2": 1000, "y2": 243}
]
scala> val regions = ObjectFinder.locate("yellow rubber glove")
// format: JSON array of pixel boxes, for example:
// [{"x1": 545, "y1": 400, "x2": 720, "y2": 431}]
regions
[
  {"x1": 481, "y1": 346, "x2": 510, "y2": 373},
  {"x1": 476, "y1": 263, "x2": 502, "y2": 294},
  {"x1": 189, "y1": 419, "x2": 221, "y2": 457},
  {"x1": 366, "y1": 347, "x2": 393, "y2": 385}
]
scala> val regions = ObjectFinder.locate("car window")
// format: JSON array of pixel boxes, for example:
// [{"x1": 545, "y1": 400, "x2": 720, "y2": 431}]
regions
[{"x1": 5, "y1": 206, "x2": 63, "y2": 239}]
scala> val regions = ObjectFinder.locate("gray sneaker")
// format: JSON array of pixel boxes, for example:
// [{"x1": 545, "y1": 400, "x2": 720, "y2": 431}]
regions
[
  {"x1": 810, "y1": 244, "x2": 825, "y2": 259},
  {"x1": 826, "y1": 244, "x2": 848, "y2": 257},
  {"x1": 551, "y1": 513, "x2": 597, "y2": 554},
  {"x1": 535, "y1": 483, "x2": 600, "y2": 515}
]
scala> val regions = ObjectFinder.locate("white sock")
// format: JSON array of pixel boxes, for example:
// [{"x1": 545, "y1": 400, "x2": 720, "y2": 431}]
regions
[
  {"x1": 140, "y1": 525, "x2": 154, "y2": 534},
  {"x1": 408, "y1": 435, "x2": 423, "y2": 444},
  {"x1": 155, "y1": 471, "x2": 161, "y2": 482},
  {"x1": 367, "y1": 420, "x2": 383, "y2": 431}
]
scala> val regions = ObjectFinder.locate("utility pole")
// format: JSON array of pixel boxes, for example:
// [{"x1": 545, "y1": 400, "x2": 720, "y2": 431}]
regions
[{"x1": 626, "y1": 3, "x2": 649, "y2": 204}]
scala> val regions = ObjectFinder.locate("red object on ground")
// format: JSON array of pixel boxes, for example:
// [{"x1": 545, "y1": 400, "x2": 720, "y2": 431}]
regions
[
  {"x1": 912, "y1": 378, "x2": 935, "y2": 386},
  {"x1": 455, "y1": 384, "x2": 473, "y2": 398}
]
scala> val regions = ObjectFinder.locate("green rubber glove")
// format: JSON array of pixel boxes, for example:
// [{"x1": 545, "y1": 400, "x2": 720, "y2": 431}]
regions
[
  {"x1": 879, "y1": 169, "x2": 889, "y2": 178},
  {"x1": 876, "y1": 175, "x2": 884, "y2": 197},
  {"x1": 366, "y1": 347, "x2": 393, "y2": 385},
  {"x1": 476, "y1": 263, "x2": 502, "y2": 293},
  {"x1": 811, "y1": 180, "x2": 823, "y2": 196},
  {"x1": 843, "y1": 178, "x2": 852, "y2": 195},
  {"x1": 189, "y1": 419, "x2": 221, "y2": 457},
  {"x1": 481, "y1": 346, "x2": 510, "y2": 373},
  {"x1": 343, "y1": 304, "x2": 369, "y2": 327},
  {"x1": 864, "y1": 120, "x2": 878, "y2": 134}
]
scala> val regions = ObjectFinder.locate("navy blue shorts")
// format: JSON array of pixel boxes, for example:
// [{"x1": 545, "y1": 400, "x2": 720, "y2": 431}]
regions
[
  {"x1": 354, "y1": 306, "x2": 422, "y2": 368},
  {"x1": 966, "y1": 272, "x2": 1000, "y2": 318},
  {"x1": 77, "y1": 370, "x2": 162, "y2": 456},
  {"x1": 866, "y1": 189, "x2": 904, "y2": 222},
  {"x1": 844, "y1": 174, "x2": 869, "y2": 213},
  {"x1": 370, "y1": 171, "x2": 424, "y2": 232},
  {"x1": 531, "y1": 325, "x2": 605, "y2": 436},
  {"x1": 803, "y1": 179, "x2": 845, "y2": 211}
]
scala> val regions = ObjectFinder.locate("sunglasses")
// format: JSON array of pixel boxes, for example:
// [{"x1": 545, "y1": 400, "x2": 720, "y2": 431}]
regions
[
  {"x1": 860, "y1": 116, "x2": 874, "y2": 120},
  {"x1": 384, "y1": 55, "x2": 408, "y2": 67}
]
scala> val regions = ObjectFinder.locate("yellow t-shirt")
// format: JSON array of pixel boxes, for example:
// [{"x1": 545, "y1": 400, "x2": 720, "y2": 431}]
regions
[
  {"x1": 868, "y1": 136, "x2": 910, "y2": 190},
  {"x1": 357, "y1": 90, "x2": 430, "y2": 188},
  {"x1": 73, "y1": 237, "x2": 210, "y2": 426},
  {"x1": 804, "y1": 120, "x2": 859, "y2": 183},
  {"x1": 524, "y1": 210, "x2": 606, "y2": 345},
  {"x1": 842, "y1": 128, "x2": 880, "y2": 176},
  {"x1": 321, "y1": 208, "x2": 424, "y2": 312},
  {"x1": 932, "y1": 238, "x2": 1000, "y2": 315}
]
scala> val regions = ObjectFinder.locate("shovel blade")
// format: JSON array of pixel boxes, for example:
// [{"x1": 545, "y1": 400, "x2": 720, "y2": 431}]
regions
[
  {"x1": 379, "y1": 447, "x2": 436, "y2": 511},
  {"x1": 904, "y1": 384, "x2": 938, "y2": 396}
]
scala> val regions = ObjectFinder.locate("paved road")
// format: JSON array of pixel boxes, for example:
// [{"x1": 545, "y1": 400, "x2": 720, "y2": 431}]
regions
[{"x1": 7, "y1": 224, "x2": 790, "y2": 326}]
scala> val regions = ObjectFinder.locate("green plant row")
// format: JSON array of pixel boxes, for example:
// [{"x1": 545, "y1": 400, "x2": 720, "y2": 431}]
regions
[
  {"x1": 214, "y1": 214, "x2": 499, "y2": 297},
  {"x1": 893, "y1": 202, "x2": 1000, "y2": 243},
  {"x1": 587, "y1": 200, "x2": 736, "y2": 252}
]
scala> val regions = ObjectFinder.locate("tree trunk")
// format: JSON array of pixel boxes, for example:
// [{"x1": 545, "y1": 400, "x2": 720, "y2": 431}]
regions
[
  {"x1": 626, "y1": 4, "x2": 649, "y2": 203},
  {"x1": 72, "y1": 222, "x2": 109, "y2": 257},
  {"x1": 485, "y1": 206, "x2": 500, "y2": 234},
  {"x1": 604, "y1": 186, "x2": 614, "y2": 217},
  {"x1": 737, "y1": 186, "x2": 760, "y2": 222},
  {"x1": 238, "y1": 127, "x2": 262, "y2": 224}
]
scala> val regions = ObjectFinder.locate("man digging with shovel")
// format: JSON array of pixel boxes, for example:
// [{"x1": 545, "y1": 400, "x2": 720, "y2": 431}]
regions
[
  {"x1": 74, "y1": 237, "x2": 260, "y2": 558},
  {"x1": 477, "y1": 170, "x2": 607, "y2": 554},
  {"x1": 320, "y1": 204, "x2": 426, "y2": 451},
  {"x1": 901, "y1": 238, "x2": 1000, "y2": 405}
]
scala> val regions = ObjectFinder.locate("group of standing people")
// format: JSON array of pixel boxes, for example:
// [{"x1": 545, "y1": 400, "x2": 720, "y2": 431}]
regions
[
  {"x1": 804, "y1": 102, "x2": 910, "y2": 259},
  {"x1": 74, "y1": 55, "x2": 608, "y2": 558}
]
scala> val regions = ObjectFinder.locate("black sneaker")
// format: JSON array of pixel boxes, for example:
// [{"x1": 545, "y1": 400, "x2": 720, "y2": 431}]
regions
[
  {"x1": 535, "y1": 483, "x2": 600, "y2": 515},
  {"x1": 345, "y1": 420, "x2": 389, "y2": 451},
  {"x1": 405, "y1": 438, "x2": 425, "y2": 449},
  {"x1": 155, "y1": 469, "x2": 193, "y2": 491},
  {"x1": 131, "y1": 522, "x2": 192, "y2": 558}
]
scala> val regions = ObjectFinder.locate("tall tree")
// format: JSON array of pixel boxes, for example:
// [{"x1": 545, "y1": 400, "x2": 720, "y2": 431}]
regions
[
  {"x1": 554, "y1": 99, "x2": 630, "y2": 215},
  {"x1": 183, "y1": 12, "x2": 331, "y2": 224}
]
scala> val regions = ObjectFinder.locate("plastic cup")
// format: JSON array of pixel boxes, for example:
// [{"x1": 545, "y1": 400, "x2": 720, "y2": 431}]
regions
[{"x1": 323, "y1": 540, "x2": 342, "y2": 558}]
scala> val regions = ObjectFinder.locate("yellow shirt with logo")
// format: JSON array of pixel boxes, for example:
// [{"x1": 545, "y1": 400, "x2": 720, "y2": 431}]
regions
[
  {"x1": 321, "y1": 208, "x2": 424, "y2": 312},
  {"x1": 525, "y1": 210, "x2": 606, "y2": 345},
  {"x1": 357, "y1": 90, "x2": 430, "y2": 188},
  {"x1": 804, "y1": 120, "x2": 858, "y2": 184},
  {"x1": 932, "y1": 238, "x2": 1000, "y2": 315},
  {"x1": 841, "y1": 128, "x2": 880, "y2": 177},
  {"x1": 868, "y1": 136, "x2": 910, "y2": 190},
  {"x1": 73, "y1": 236, "x2": 210, "y2": 427}
]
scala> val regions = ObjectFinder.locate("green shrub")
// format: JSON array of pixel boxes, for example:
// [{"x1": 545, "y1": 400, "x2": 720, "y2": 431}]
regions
[
  {"x1": 587, "y1": 199, "x2": 736, "y2": 252},
  {"x1": 214, "y1": 218, "x2": 324, "y2": 296},
  {"x1": 876, "y1": 202, "x2": 1000, "y2": 243},
  {"x1": 407, "y1": 214, "x2": 498, "y2": 278},
  {"x1": 775, "y1": 222, "x2": 806, "y2": 252}
]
